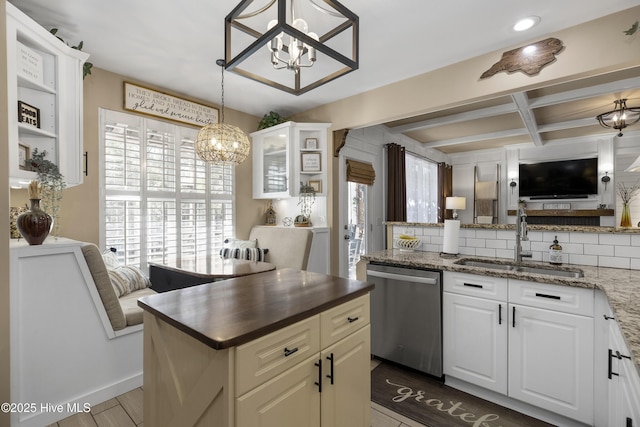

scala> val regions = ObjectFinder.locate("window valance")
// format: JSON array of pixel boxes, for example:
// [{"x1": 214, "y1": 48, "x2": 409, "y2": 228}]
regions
[{"x1": 346, "y1": 159, "x2": 375, "y2": 185}]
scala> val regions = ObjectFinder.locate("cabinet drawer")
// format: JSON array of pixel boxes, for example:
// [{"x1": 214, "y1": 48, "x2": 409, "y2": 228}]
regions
[
  {"x1": 321, "y1": 294, "x2": 370, "y2": 348},
  {"x1": 443, "y1": 271, "x2": 507, "y2": 301},
  {"x1": 236, "y1": 315, "x2": 320, "y2": 397},
  {"x1": 509, "y1": 279, "x2": 594, "y2": 316}
]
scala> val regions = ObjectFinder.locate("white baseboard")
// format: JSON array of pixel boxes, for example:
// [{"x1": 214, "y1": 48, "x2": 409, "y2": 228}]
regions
[
  {"x1": 14, "y1": 373, "x2": 142, "y2": 427},
  {"x1": 445, "y1": 377, "x2": 591, "y2": 427}
]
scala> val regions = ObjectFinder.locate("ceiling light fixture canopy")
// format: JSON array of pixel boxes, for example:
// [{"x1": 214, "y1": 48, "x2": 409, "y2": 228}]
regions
[
  {"x1": 195, "y1": 59, "x2": 250, "y2": 165},
  {"x1": 224, "y1": 0, "x2": 359, "y2": 95},
  {"x1": 596, "y1": 98, "x2": 640, "y2": 137}
]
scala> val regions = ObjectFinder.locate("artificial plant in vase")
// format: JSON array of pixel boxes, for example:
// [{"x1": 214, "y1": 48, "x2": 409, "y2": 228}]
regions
[
  {"x1": 617, "y1": 180, "x2": 640, "y2": 227},
  {"x1": 25, "y1": 149, "x2": 66, "y2": 236},
  {"x1": 295, "y1": 183, "x2": 316, "y2": 227}
]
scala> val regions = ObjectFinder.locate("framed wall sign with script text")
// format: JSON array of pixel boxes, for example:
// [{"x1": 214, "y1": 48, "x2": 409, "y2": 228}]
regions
[{"x1": 123, "y1": 82, "x2": 219, "y2": 127}]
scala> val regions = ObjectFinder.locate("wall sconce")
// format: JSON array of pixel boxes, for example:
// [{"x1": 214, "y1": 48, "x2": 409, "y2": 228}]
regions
[
  {"x1": 601, "y1": 172, "x2": 611, "y2": 190},
  {"x1": 510, "y1": 179, "x2": 517, "y2": 194}
]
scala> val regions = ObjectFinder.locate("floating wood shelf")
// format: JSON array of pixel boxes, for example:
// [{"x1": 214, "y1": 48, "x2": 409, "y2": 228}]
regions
[{"x1": 507, "y1": 209, "x2": 615, "y2": 217}]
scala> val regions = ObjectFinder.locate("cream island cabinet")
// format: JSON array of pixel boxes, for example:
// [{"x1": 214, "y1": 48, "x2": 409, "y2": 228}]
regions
[
  {"x1": 6, "y1": 2, "x2": 89, "y2": 188},
  {"x1": 443, "y1": 271, "x2": 595, "y2": 426},
  {"x1": 138, "y1": 269, "x2": 373, "y2": 427}
]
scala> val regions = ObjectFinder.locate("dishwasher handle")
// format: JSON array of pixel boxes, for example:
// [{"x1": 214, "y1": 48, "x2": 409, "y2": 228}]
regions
[{"x1": 367, "y1": 269, "x2": 438, "y2": 285}]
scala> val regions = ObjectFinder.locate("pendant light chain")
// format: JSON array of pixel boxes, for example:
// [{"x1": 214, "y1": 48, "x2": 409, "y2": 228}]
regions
[{"x1": 217, "y1": 58, "x2": 226, "y2": 124}]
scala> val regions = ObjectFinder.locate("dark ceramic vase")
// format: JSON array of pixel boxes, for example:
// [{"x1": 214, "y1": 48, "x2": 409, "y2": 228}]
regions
[{"x1": 16, "y1": 199, "x2": 53, "y2": 245}]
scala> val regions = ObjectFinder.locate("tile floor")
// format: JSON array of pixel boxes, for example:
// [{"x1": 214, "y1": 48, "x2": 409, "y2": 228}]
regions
[{"x1": 49, "y1": 360, "x2": 426, "y2": 427}]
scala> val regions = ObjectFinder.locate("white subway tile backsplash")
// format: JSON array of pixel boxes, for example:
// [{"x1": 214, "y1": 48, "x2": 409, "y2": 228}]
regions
[
  {"x1": 496, "y1": 249, "x2": 513, "y2": 259},
  {"x1": 486, "y1": 239, "x2": 507, "y2": 249},
  {"x1": 568, "y1": 254, "x2": 598, "y2": 266},
  {"x1": 476, "y1": 248, "x2": 496, "y2": 258},
  {"x1": 496, "y1": 230, "x2": 513, "y2": 240},
  {"x1": 476, "y1": 229, "x2": 497, "y2": 239},
  {"x1": 543, "y1": 232, "x2": 570, "y2": 243},
  {"x1": 459, "y1": 247, "x2": 476, "y2": 256},
  {"x1": 584, "y1": 244, "x2": 614, "y2": 256},
  {"x1": 599, "y1": 256, "x2": 631, "y2": 269},
  {"x1": 466, "y1": 238, "x2": 485, "y2": 248},
  {"x1": 600, "y1": 233, "x2": 631, "y2": 246},
  {"x1": 460, "y1": 229, "x2": 476, "y2": 238},
  {"x1": 569, "y1": 233, "x2": 599, "y2": 244},
  {"x1": 616, "y1": 245, "x2": 640, "y2": 258},
  {"x1": 391, "y1": 224, "x2": 640, "y2": 270}
]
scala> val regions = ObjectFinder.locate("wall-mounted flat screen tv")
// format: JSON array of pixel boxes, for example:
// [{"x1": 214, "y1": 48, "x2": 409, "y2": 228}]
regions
[{"x1": 519, "y1": 158, "x2": 598, "y2": 199}]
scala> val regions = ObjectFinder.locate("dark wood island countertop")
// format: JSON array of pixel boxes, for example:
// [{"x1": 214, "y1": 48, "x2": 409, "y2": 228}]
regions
[{"x1": 137, "y1": 268, "x2": 374, "y2": 350}]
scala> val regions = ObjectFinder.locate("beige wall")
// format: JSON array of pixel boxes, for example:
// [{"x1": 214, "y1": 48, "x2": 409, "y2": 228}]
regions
[
  {"x1": 292, "y1": 5, "x2": 640, "y2": 274},
  {"x1": 10, "y1": 67, "x2": 264, "y2": 245},
  {"x1": 1, "y1": 1, "x2": 9, "y2": 423}
]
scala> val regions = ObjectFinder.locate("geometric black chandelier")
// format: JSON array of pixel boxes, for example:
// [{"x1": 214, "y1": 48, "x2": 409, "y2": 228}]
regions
[
  {"x1": 596, "y1": 98, "x2": 640, "y2": 137},
  {"x1": 224, "y1": 0, "x2": 359, "y2": 95}
]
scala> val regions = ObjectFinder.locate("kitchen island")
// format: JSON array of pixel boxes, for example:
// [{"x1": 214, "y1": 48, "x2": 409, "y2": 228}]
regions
[{"x1": 138, "y1": 268, "x2": 373, "y2": 427}]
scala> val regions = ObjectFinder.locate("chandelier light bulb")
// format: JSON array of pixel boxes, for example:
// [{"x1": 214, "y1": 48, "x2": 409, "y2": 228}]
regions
[{"x1": 292, "y1": 18, "x2": 308, "y2": 33}]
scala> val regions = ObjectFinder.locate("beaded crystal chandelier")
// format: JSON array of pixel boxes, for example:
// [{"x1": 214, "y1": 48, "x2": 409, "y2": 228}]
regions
[{"x1": 195, "y1": 59, "x2": 250, "y2": 165}]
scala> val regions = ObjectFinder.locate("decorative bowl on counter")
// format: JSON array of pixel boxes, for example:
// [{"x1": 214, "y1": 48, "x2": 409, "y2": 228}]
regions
[{"x1": 394, "y1": 238, "x2": 421, "y2": 251}]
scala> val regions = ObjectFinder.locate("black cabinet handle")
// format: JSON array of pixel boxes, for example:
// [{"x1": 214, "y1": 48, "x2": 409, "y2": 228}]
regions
[
  {"x1": 535, "y1": 292, "x2": 561, "y2": 300},
  {"x1": 512, "y1": 306, "x2": 516, "y2": 328},
  {"x1": 83, "y1": 151, "x2": 88, "y2": 176},
  {"x1": 463, "y1": 283, "x2": 483, "y2": 289},
  {"x1": 314, "y1": 359, "x2": 322, "y2": 392},
  {"x1": 609, "y1": 349, "x2": 618, "y2": 379},
  {"x1": 607, "y1": 348, "x2": 630, "y2": 379},
  {"x1": 498, "y1": 304, "x2": 502, "y2": 325},
  {"x1": 604, "y1": 314, "x2": 616, "y2": 320},
  {"x1": 326, "y1": 353, "x2": 334, "y2": 385},
  {"x1": 284, "y1": 347, "x2": 298, "y2": 357},
  {"x1": 347, "y1": 316, "x2": 359, "y2": 323}
]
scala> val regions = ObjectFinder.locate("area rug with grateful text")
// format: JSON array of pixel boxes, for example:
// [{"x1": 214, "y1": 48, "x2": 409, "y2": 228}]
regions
[{"x1": 371, "y1": 362, "x2": 554, "y2": 427}]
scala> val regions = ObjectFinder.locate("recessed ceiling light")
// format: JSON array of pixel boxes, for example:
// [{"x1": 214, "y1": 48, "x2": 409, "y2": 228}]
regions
[{"x1": 513, "y1": 16, "x2": 540, "y2": 32}]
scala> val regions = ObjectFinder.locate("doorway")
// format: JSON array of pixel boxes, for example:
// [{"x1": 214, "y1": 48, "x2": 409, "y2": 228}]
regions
[{"x1": 346, "y1": 181, "x2": 367, "y2": 279}]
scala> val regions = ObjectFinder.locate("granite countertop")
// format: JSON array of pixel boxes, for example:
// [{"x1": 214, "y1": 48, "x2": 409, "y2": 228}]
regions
[
  {"x1": 138, "y1": 268, "x2": 373, "y2": 350},
  {"x1": 361, "y1": 249, "x2": 640, "y2": 373}
]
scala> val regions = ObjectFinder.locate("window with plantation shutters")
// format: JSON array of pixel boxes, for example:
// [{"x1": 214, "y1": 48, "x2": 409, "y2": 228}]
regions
[{"x1": 100, "y1": 109, "x2": 234, "y2": 272}]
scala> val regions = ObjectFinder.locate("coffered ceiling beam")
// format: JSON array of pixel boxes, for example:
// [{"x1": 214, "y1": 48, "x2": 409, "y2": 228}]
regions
[
  {"x1": 426, "y1": 128, "x2": 530, "y2": 148},
  {"x1": 537, "y1": 117, "x2": 599, "y2": 133},
  {"x1": 511, "y1": 92, "x2": 542, "y2": 147},
  {"x1": 388, "y1": 103, "x2": 519, "y2": 134},
  {"x1": 528, "y1": 76, "x2": 640, "y2": 109}
]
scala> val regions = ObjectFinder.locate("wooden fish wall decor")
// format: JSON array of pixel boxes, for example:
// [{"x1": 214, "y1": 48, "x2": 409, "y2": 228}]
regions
[{"x1": 480, "y1": 38, "x2": 564, "y2": 79}]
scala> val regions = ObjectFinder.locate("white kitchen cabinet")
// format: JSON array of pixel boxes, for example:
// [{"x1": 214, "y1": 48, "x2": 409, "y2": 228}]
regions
[
  {"x1": 508, "y1": 303, "x2": 594, "y2": 424},
  {"x1": 443, "y1": 273, "x2": 594, "y2": 425},
  {"x1": 6, "y1": 3, "x2": 89, "y2": 188},
  {"x1": 251, "y1": 121, "x2": 330, "y2": 199},
  {"x1": 602, "y1": 302, "x2": 640, "y2": 427},
  {"x1": 443, "y1": 272, "x2": 508, "y2": 394},
  {"x1": 443, "y1": 293, "x2": 507, "y2": 394},
  {"x1": 236, "y1": 295, "x2": 370, "y2": 427}
]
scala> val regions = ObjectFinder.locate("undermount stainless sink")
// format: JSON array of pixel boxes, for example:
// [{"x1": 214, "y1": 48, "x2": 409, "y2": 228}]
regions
[{"x1": 455, "y1": 259, "x2": 584, "y2": 278}]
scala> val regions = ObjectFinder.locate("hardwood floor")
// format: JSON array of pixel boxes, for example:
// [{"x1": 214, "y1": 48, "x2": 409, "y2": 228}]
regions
[{"x1": 50, "y1": 360, "x2": 425, "y2": 427}]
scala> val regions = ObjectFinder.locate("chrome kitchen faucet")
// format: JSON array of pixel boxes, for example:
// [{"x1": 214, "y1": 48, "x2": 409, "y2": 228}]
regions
[{"x1": 515, "y1": 207, "x2": 532, "y2": 262}]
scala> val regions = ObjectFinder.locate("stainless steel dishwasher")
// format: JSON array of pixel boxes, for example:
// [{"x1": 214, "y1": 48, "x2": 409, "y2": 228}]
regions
[{"x1": 366, "y1": 262, "x2": 442, "y2": 378}]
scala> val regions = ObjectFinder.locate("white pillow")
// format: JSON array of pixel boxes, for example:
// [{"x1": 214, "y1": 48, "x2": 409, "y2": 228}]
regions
[
  {"x1": 224, "y1": 238, "x2": 257, "y2": 248},
  {"x1": 102, "y1": 249, "x2": 122, "y2": 270}
]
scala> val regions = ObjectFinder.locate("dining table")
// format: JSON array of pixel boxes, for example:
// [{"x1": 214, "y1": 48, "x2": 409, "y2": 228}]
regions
[{"x1": 148, "y1": 256, "x2": 276, "y2": 292}]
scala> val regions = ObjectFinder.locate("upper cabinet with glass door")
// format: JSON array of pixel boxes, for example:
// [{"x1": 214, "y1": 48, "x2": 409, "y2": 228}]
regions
[
  {"x1": 252, "y1": 121, "x2": 330, "y2": 199},
  {"x1": 6, "y1": 2, "x2": 89, "y2": 189}
]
